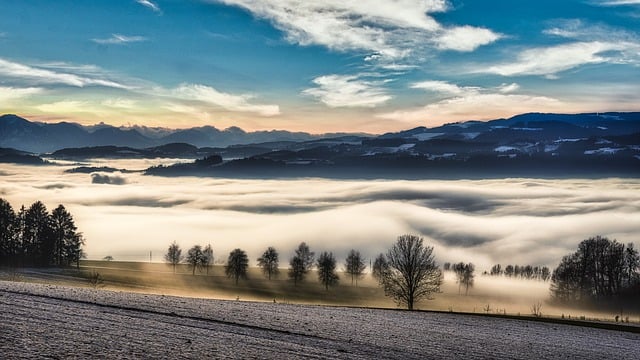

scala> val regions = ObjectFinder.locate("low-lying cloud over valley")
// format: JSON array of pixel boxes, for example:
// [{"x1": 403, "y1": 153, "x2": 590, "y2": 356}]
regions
[{"x1": 1, "y1": 161, "x2": 638, "y2": 272}]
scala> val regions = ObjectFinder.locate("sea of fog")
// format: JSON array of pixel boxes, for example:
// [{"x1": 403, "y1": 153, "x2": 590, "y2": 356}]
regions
[{"x1": 1, "y1": 159, "x2": 639, "y2": 273}]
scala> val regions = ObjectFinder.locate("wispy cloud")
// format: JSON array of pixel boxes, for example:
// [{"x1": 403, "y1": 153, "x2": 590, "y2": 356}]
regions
[
  {"x1": 136, "y1": 0, "x2": 162, "y2": 13},
  {"x1": 303, "y1": 74, "x2": 392, "y2": 108},
  {"x1": 35, "y1": 100, "x2": 91, "y2": 113},
  {"x1": 92, "y1": 34, "x2": 148, "y2": 45},
  {"x1": 0, "y1": 58, "x2": 130, "y2": 89},
  {"x1": 171, "y1": 83, "x2": 280, "y2": 116},
  {"x1": 591, "y1": 0, "x2": 640, "y2": 5},
  {"x1": 101, "y1": 98, "x2": 137, "y2": 109},
  {"x1": 0, "y1": 86, "x2": 43, "y2": 102},
  {"x1": 212, "y1": 0, "x2": 501, "y2": 64},
  {"x1": 477, "y1": 41, "x2": 630, "y2": 77},
  {"x1": 379, "y1": 80, "x2": 560, "y2": 123}
]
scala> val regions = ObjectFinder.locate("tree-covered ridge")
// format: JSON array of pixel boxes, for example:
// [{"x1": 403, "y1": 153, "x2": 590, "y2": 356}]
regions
[{"x1": 0, "y1": 198, "x2": 84, "y2": 267}]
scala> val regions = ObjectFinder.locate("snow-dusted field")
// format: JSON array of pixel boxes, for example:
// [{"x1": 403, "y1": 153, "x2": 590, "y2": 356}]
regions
[{"x1": 1, "y1": 281, "x2": 638, "y2": 359}]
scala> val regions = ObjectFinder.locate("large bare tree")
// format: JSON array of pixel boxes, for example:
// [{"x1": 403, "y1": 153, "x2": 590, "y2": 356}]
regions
[{"x1": 381, "y1": 235, "x2": 442, "y2": 310}]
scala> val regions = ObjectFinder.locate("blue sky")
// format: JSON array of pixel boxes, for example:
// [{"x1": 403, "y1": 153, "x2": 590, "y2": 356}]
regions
[{"x1": 0, "y1": 0, "x2": 639, "y2": 133}]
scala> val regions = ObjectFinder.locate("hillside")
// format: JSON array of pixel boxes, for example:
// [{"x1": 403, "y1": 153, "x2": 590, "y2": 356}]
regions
[{"x1": 1, "y1": 280, "x2": 638, "y2": 359}]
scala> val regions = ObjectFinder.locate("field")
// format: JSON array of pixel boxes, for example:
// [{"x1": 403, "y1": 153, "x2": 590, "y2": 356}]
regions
[{"x1": 1, "y1": 279, "x2": 639, "y2": 359}]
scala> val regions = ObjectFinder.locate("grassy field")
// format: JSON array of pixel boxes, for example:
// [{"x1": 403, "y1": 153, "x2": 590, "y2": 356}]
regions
[{"x1": 3, "y1": 260, "x2": 639, "y2": 327}]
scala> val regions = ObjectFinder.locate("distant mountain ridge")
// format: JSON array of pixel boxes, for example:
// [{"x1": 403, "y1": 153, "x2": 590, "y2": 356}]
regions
[{"x1": 0, "y1": 114, "x2": 363, "y2": 153}]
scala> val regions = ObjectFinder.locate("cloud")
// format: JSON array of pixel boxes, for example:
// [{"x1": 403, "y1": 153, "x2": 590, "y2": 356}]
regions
[
  {"x1": 172, "y1": 83, "x2": 280, "y2": 116},
  {"x1": 303, "y1": 75, "x2": 392, "y2": 108},
  {"x1": 36, "y1": 101, "x2": 90, "y2": 113},
  {"x1": 102, "y1": 98, "x2": 137, "y2": 109},
  {"x1": 0, "y1": 58, "x2": 129, "y2": 89},
  {"x1": 0, "y1": 86, "x2": 43, "y2": 101},
  {"x1": 212, "y1": 0, "x2": 500, "y2": 63},
  {"x1": 592, "y1": 0, "x2": 640, "y2": 5},
  {"x1": 136, "y1": 0, "x2": 162, "y2": 13},
  {"x1": 498, "y1": 83, "x2": 520, "y2": 93},
  {"x1": 410, "y1": 81, "x2": 469, "y2": 95},
  {"x1": 435, "y1": 26, "x2": 502, "y2": 52},
  {"x1": 380, "y1": 81, "x2": 561, "y2": 122},
  {"x1": 478, "y1": 41, "x2": 630, "y2": 77},
  {"x1": 92, "y1": 34, "x2": 148, "y2": 45},
  {"x1": 2, "y1": 163, "x2": 639, "y2": 270},
  {"x1": 91, "y1": 172, "x2": 127, "y2": 185}
]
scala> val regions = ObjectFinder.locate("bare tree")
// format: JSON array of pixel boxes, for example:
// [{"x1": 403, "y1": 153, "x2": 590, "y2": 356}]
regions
[
  {"x1": 257, "y1": 246, "x2": 279, "y2": 280},
  {"x1": 225, "y1": 248, "x2": 249, "y2": 285},
  {"x1": 203, "y1": 244, "x2": 214, "y2": 275},
  {"x1": 344, "y1": 249, "x2": 366, "y2": 286},
  {"x1": 453, "y1": 262, "x2": 475, "y2": 295},
  {"x1": 380, "y1": 235, "x2": 443, "y2": 310},
  {"x1": 372, "y1": 253, "x2": 388, "y2": 283},
  {"x1": 288, "y1": 242, "x2": 314, "y2": 285},
  {"x1": 531, "y1": 302, "x2": 543, "y2": 317},
  {"x1": 186, "y1": 245, "x2": 205, "y2": 275},
  {"x1": 317, "y1": 251, "x2": 339, "y2": 290},
  {"x1": 164, "y1": 241, "x2": 184, "y2": 273},
  {"x1": 87, "y1": 270, "x2": 104, "y2": 289}
]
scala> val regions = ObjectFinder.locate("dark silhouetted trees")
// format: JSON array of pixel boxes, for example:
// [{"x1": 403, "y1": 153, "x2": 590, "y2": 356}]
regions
[
  {"x1": 288, "y1": 242, "x2": 314, "y2": 285},
  {"x1": 344, "y1": 249, "x2": 366, "y2": 286},
  {"x1": 0, "y1": 198, "x2": 83, "y2": 267},
  {"x1": 186, "y1": 245, "x2": 205, "y2": 275},
  {"x1": 490, "y1": 264, "x2": 502, "y2": 276},
  {"x1": 225, "y1": 248, "x2": 249, "y2": 285},
  {"x1": 551, "y1": 236, "x2": 639, "y2": 302},
  {"x1": 380, "y1": 234, "x2": 443, "y2": 310},
  {"x1": 453, "y1": 262, "x2": 475, "y2": 295},
  {"x1": 257, "y1": 246, "x2": 279, "y2": 280},
  {"x1": 164, "y1": 241, "x2": 184, "y2": 273},
  {"x1": 372, "y1": 253, "x2": 388, "y2": 283},
  {"x1": 317, "y1": 251, "x2": 339, "y2": 290},
  {"x1": 487, "y1": 263, "x2": 550, "y2": 281}
]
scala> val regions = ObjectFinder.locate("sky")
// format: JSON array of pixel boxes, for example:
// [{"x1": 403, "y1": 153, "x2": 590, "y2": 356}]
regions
[{"x1": 0, "y1": 0, "x2": 639, "y2": 133}]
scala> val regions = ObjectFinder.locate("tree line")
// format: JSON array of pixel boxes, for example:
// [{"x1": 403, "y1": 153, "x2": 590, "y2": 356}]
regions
[
  {"x1": 0, "y1": 198, "x2": 84, "y2": 267},
  {"x1": 166, "y1": 235, "x2": 442, "y2": 310},
  {"x1": 485, "y1": 263, "x2": 551, "y2": 281}
]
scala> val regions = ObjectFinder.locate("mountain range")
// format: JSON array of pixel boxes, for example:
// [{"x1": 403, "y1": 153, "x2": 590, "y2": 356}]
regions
[
  {"x1": 2, "y1": 112, "x2": 639, "y2": 178},
  {"x1": 0, "y1": 114, "x2": 358, "y2": 153}
]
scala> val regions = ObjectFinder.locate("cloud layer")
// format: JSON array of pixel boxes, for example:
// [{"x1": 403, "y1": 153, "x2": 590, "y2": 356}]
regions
[{"x1": 1, "y1": 161, "x2": 638, "y2": 271}]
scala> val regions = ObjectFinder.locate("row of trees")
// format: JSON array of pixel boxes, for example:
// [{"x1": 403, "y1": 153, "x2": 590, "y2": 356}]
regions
[
  {"x1": 165, "y1": 235, "x2": 443, "y2": 310},
  {"x1": 551, "y1": 236, "x2": 639, "y2": 302},
  {"x1": 164, "y1": 241, "x2": 369, "y2": 289},
  {"x1": 486, "y1": 263, "x2": 551, "y2": 281},
  {"x1": 0, "y1": 199, "x2": 84, "y2": 267}
]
